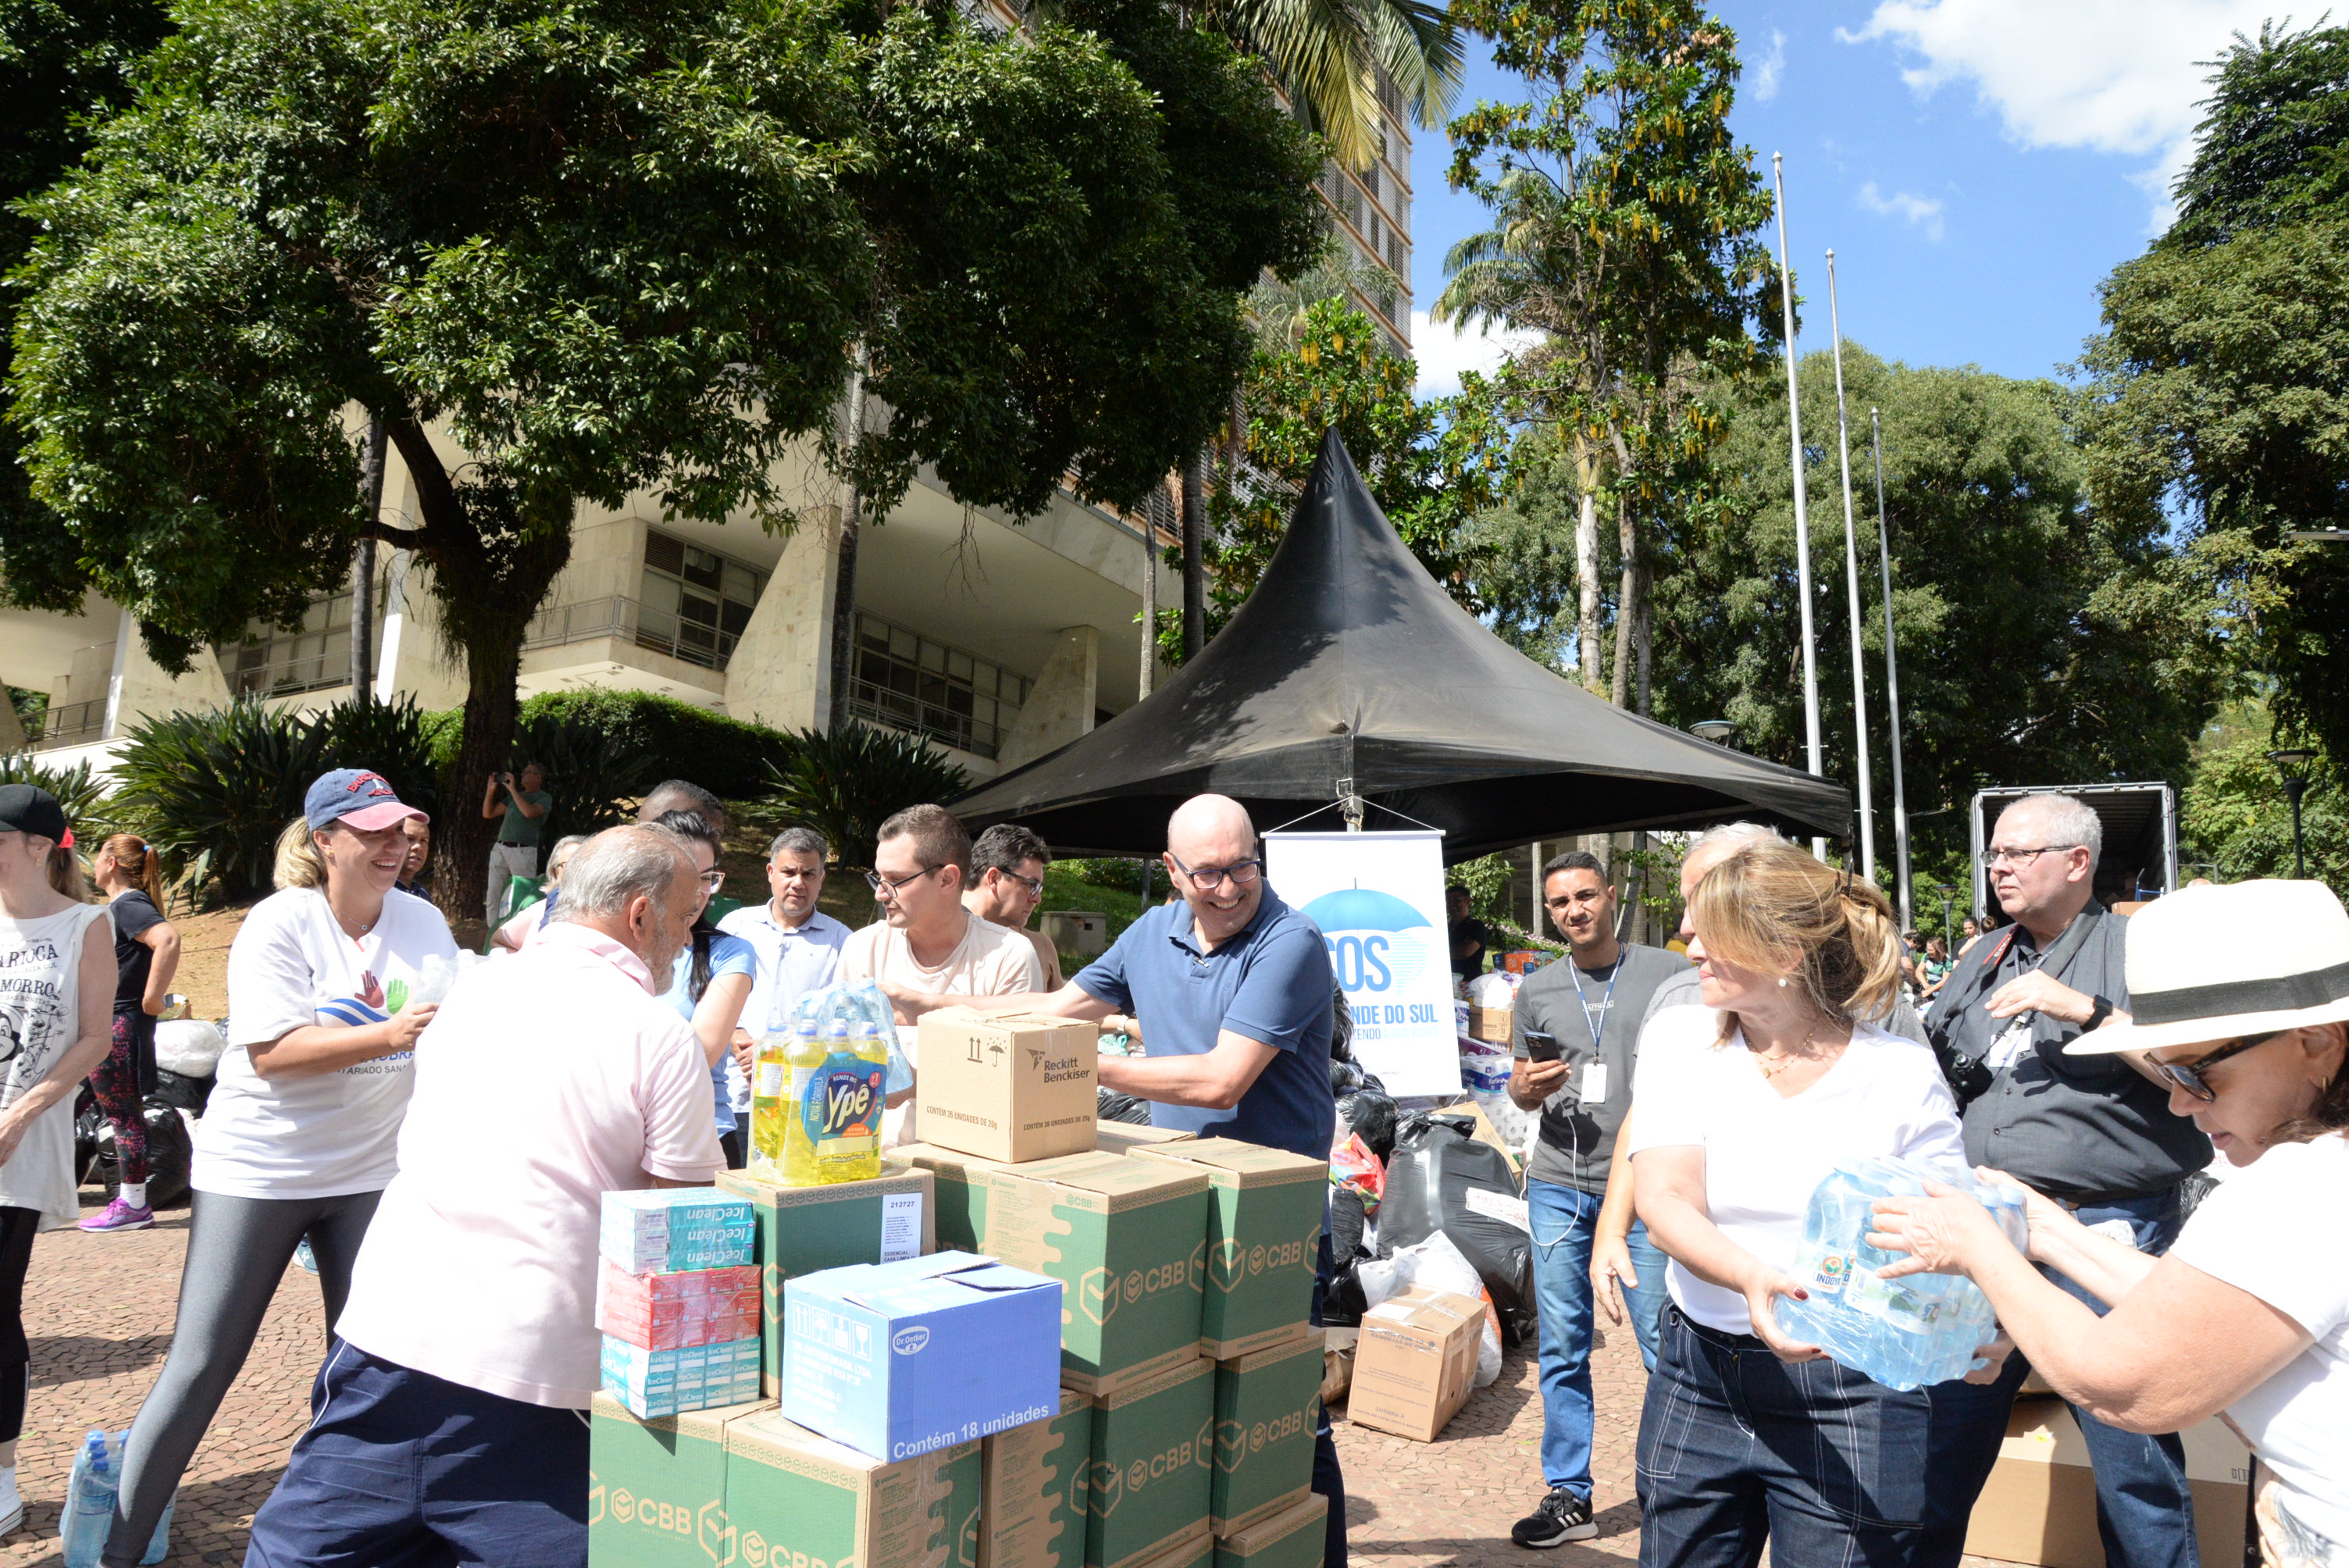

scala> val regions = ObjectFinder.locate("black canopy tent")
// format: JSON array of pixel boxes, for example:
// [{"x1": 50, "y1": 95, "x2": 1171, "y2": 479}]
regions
[{"x1": 955, "y1": 430, "x2": 1851, "y2": 858}]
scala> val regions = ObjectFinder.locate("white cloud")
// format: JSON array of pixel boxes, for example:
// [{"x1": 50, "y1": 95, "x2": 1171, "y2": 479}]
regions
[
  {"x1": 1408, "y1": 312, "x2": 1539, "y2": 396},
  {"x1": 1846, "y1": 0, "x2": 2275, "y2": 226},
  {"x1": 1752, "y1": 30, "x2": 1788, "y2": 102},
  {"x1": 1857, "y1": 180, "x2": 1948, "y2": 240}
]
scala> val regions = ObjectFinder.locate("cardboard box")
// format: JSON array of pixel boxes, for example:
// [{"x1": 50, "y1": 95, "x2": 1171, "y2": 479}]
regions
[
  {"x1": 1093, "y1": 1122, "x2": 1197, "y2": 1156},
  {"x1": 1082, "y1": 1353, "x2": 1215, "y2": 1568},
  {"x1": 982, "y1": 1388, "x2": 1093, "y2": 1568},
  {"x1": 983, "y1": 1152, "x2": 1210, "y2": 1390},
  {"x1": 1317, "y1": 1329, "x2": 1356, "y2": 1406},
  {"x1": 725, "y1": 1408, "x2": 982, "y2": 1568},
  {"x1": 1962, "y1": 1397, "x2": 2251, "y2": 1568},
  {"x1": 601, "y1": 1188, "x2": 755, "y2": 1274},
  {"x1": 718, "y1": 1164, "x2": 936, "y2": 1395},
  {"x1": 1464, "y1": 1006, "x2": 1512, "y2": 1046},
  {"x1": 1342, "y1": 1287, "x2": 1481, "y2": 1442},
  {"x1": 782, "y1": 1250, "x2": 1064, "y2": 1462},
  {"x1": 587, "y1": 1392, "x2": 770, "y2": 1568},
  {"x1": 1130, "y1": 1534, "x2": 1214, "y2": 1568},
  {"x1": 1213, "y1": 1492, "x2": 1325, "y2": 1568},
  {"x1": 1210, "y1": 1331, "x2": 1321, "y2": 1533},
  {"x1": 1130, "y1": 1141, "x2": 1325, "y2": 1360},
  {"x1": 918, "y1": 1007, "x2": 1101, "y2": 1163}
]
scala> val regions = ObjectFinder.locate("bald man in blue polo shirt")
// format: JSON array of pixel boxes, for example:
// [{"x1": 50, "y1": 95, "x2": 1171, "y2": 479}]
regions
[{"x1": 884, "y1": 793, "x2": 1346, "y2": 1566}]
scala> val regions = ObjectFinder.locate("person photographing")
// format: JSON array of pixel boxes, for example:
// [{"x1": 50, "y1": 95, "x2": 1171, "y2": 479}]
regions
[{"x1": 480, "y1": 761, "x2": 551, "y2": 926}]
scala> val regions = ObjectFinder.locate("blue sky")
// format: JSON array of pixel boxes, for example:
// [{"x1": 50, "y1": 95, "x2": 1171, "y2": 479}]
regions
[{"x1": 1408, "y1": 0, "x2": 2287, "y2": 392}]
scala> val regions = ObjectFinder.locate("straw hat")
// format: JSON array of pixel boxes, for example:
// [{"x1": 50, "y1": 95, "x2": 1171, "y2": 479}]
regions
[{"x1": 2069, "y1": 878, "x2": 2349, "y2": 1055}]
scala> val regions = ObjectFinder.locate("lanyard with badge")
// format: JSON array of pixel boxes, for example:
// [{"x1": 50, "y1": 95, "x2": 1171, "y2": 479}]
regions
[{"x1": 1563, "y1": 960, "x2": 1616, "y2": 1104}]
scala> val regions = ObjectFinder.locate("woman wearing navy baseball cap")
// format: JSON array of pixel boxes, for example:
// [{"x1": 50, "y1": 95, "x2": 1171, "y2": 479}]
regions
[{"x1": 102, "y1": 770, "x2": 458, "y2": 1565}]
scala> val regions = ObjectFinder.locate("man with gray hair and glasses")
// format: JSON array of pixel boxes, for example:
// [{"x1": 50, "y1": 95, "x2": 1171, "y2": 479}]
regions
[
  {"x1": 245, "y1": 825, "x2": 722, "y2": 1566},
  {"x1": 1917, "y1": 792, "x2": 2209, "y2": 1568},
  {"x1": 716, "y1": 826, "x2": 852, "y2": 1154}
]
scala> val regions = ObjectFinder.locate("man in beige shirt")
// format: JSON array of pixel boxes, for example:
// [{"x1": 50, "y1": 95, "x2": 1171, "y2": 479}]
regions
[
  {"x1": 964, "y1": 823, "x2": 1063, "y2": 991},
  {"x1": 845, "y1": 805, "x2": 1043, "y2": 1007}
]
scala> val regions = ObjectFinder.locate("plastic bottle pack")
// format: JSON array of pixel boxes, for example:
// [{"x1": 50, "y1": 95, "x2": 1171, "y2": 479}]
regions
[
  {"x1": 1774, "y1": 1156, "x2": 2029, "y2": 1392},
  {"x1": 750, "y1": 982, "x2": 913, "y2": 1185},
  {"x1": 62, "y1": 1430, "x2": 171, "y2": 1567}
]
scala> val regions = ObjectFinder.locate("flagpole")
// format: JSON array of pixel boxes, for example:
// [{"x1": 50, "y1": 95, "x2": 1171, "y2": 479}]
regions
[
  {"x1": 1772, "y1": 154, "x2": 1826, "y2": 859},
  {"x1": 1873, "y1": 408, "x2": 1914, "y2": 929},
  {"x1": 1826, "y1": 250, "x2": 1875, "y2": 884}
]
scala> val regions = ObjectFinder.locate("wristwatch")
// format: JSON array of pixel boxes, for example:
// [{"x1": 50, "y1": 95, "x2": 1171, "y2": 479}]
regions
[{"x1": 2083, "y1": 995, "x2": 2114, "y2": 1031}]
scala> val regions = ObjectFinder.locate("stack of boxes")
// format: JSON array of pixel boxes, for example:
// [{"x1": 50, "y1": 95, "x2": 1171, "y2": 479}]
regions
[
  {"x1": 597, "y1": 1189, "x2": 762, "y2": 1417},
  {"x1": 586, "y1": 1004, "x2": 1339, "y2": 1568}
]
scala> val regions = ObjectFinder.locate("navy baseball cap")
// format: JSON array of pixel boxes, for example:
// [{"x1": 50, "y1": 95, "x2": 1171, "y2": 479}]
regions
[{"x1": 304, "y1": 769, "x2": 427, "y2": 833}]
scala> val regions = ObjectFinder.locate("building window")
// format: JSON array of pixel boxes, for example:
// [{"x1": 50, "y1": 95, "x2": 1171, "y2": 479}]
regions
[
  {"x1": 849, "y1": 613, "x2": 1030, "y2": 760},
  {"x1": 222, "y1": 593, "x2": 355, "y2": 700},
  {"x1": 637, "y1": 529, "x2": 767, "y2": 671}
]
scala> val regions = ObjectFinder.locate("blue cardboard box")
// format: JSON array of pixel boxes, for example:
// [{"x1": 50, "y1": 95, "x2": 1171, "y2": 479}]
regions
[{"x1": 782, "y1": 1249, "x2": 1063, "y2": 1462}]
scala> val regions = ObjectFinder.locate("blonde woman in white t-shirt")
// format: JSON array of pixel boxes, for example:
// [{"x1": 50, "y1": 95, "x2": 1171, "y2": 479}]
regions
[
  {"x1": 102, "y1": 769, "x2": 454, "y2": 1566},
  {"x1": 1628, "y1": 837, "x2": 1962, "y2": 1568},
  {"x1": 1874, "y1": 879, "x2": 2349, "y2": 1568}
]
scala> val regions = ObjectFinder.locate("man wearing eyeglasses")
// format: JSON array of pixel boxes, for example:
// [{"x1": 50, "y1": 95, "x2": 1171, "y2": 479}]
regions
[
  {"x1": 843, "y1": 804, "x2": 1043, "y2": 1024},
  {"x1": 964, "y1": 823, "x2": 1063, "y2": 991},
  {"x1": 1919, "y1": 792, "x2": 2210, "y2": 1568}
]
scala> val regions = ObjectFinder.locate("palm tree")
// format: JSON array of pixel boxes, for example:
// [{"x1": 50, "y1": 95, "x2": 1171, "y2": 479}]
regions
[{"x1": 1196, "y1": 0, "x2": 1463, "y2": 169}]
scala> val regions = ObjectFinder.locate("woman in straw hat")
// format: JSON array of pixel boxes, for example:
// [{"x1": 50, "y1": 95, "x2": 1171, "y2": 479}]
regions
[{"x1": 1872, "y1": 878, "x2": 2349, "y2": 1568}]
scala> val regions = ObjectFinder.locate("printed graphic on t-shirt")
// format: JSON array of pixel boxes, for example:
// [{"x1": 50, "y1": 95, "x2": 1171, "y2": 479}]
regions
[
  {"x1": 0, "y1": 933, "x2": 70, "y2": 1088},
  {"x1": 315, "y1": 971, "x2": 413, "y2": 1078}
]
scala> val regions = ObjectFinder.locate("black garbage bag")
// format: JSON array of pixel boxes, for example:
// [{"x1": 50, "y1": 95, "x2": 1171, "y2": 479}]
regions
[
  {"x1": 1335, "y1": 1078, "x2": 1398, "y2": 1164},
  {"x1": 152, "y1": 1067, "x2": 214, "y2": 1116},
  {"x1": 1321, "y1": 1185, "x2": 1371, "y2": 1326},
  {"x1": 1096, "y1": 1088, "x2": 1153, "y2": 1124},
  {"x1": 1329, "y1": 1058, "x2": 1366, "y2": 1096},
  {"x1": 1379, "y1": 1110, "x2": 1535, "y2": 1344},
  {"x1": 81, "y1": 1097, "x2": 195, "y2": 1210}
]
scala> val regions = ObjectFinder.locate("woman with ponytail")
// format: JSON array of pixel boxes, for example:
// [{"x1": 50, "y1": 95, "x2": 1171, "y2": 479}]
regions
[
  {"x1": 1627, "y1": 838, "x2": 1966, "y2": 1567},
  {"x1": 82, "y1": 834, "x2": 182, "y2": 1232}
]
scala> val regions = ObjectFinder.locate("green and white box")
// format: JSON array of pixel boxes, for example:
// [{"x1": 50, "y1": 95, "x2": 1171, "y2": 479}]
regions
[
  {"x1": 1082, "y1": 1353, "x2": 1214, "y2": 1568},
  {"x1": 724, "y1": 1407, "x2": 982, "y2": 1568},
  {"x1": 1209, "y1": 1331, "x2": 1322, "y2": 1533},
  {"x1": 899, "y1": 1146, "x2": 1106, "y2": 1255},
  {"x1": 587, "y1": 1391, "x2": 769, "y2": 1568},
  {"x1": 984, "y1": 1153, "x2": 1210, "y2": 1390},
  {"x1": 1130, "y1": 1141, "x2": 1326, "y2": 1359},
  {"x1": 981, "y1": 1388, "x2": 1093, "y2": 1568},
  {"x1": 1212, "y1": 1493, "x2": 1325, "y2": 1568},
  {"x1": 716, "y1": 1164, "x2": 936, "y2": 1395}
]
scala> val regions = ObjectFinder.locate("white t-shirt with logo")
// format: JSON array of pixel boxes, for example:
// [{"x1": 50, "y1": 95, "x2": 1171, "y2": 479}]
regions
[
  {"x1": 1627, "y1": 1007, "x2": 1966, "y2": 1335},
  {"x1": 200, "y1": 886, "x2": 457, "y2": 1200},
  {"x1": 0, "y1": 901, "x2": 114, "y2": 1224},
  {"x1": 2169, "y1": 1133, "x2": 2349, "y2": 1553}
]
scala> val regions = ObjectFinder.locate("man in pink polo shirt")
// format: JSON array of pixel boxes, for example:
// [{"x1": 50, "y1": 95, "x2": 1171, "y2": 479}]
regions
[{"x1": 242, "y1": 825, "x2": 722, "y2": 1568}]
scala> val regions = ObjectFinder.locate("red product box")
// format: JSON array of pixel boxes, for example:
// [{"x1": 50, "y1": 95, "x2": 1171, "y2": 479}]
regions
[{"x1": 596, "y1": 1260, "x2": 761, "y2": 1351}]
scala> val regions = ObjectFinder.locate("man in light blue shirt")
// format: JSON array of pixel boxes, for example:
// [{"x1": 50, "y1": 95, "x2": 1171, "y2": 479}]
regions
[{"x1": 715, "y1": 827, "x2": 852, "y2": 1136}]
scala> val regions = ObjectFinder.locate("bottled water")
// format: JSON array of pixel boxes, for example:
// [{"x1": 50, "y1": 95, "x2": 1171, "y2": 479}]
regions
[
  {"x1": 62, "y1": 1430, "x2": 172, "y2": 1567},
  {"x1": 1775, "y1": 1156, "x2": 2029, "y2": 1391}
]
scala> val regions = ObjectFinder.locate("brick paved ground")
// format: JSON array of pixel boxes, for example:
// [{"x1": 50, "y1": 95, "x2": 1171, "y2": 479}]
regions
[{"x1": 4, "y1": 1183, "x2": 2016, "y2": 1566}]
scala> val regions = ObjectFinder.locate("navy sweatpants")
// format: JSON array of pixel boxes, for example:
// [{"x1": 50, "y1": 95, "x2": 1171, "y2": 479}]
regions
[{"x1": 244, "y1": 1338, "x2": 590, "y2": 1568}]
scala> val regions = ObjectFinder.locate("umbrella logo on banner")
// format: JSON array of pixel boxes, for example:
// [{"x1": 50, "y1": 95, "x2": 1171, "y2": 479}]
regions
[{"x1": 1302, "y1": 889, "x2": 1435, "y2": 996}]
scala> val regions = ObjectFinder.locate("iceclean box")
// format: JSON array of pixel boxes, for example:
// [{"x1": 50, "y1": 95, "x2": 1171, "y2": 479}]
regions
[
  {"x1": 599, "y1": 1188, "x2": 754, "y2": 1274},
  {"x1": 782, "y1": 1250, "x2": 1064, "y2": 1462}
]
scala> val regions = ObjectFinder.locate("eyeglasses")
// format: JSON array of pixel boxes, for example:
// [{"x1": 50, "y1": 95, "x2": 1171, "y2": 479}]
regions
[
  {"x1": 1980, "y1": 845, "x2": 2076, "y2": 868},
  {"x1": 1168, "y1": 854, "x2": 1262, "y2": 892},
  {"x1": 697, "y1": 870, "x2": 726, "y2": 891},
  {"x1": 2149, "y1": 1030, "x2": 2282, "y2": 1102},
  {"x1": 994, "y1": 869, "x2": 1045, "y2": 898},
  {"x1": 864, "y1": 864, "x2": 943, "y2": 897}
]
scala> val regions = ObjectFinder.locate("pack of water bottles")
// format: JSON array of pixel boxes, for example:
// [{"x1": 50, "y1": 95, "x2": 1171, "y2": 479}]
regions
[
  {"x1": 1773, "y1": 1156, "x2": 2030, "y2": 1392},
  {"x1": 61, "y1": 1430, "x2": 170, "y2": 1567},
  {"x1": 772, "y1": 982, "x2": 914, "y2": 1097}
]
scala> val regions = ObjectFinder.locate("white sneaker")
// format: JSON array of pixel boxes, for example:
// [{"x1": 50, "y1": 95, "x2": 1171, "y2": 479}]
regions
[{"x1": 0, "y1": 1464, "x2": 21, "y2": 1534}]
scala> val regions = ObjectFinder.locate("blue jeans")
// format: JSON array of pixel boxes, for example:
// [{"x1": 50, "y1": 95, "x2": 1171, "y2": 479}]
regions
[
  {"x1": 1919, "y1": 1186, "x2": 2198, "y2": 1568},
  {"x1": 1528, "y1": 1177, "x2": 1670, "y2": 1499},
  {"x1": 1638, "y1": 1306, "x2": 1929, "y2": 1568}
]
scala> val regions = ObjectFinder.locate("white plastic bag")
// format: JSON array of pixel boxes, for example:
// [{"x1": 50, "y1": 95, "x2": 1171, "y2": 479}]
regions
[
  {"x1": 1467, "y1": 972, "x2": 1517, "y2": 1010},
  {"x1": 152, "y1": 1019, "x2": 226, "y2": 1078},
  {"x1": 1355, "y1": 1230, "x2": 1504, "y2": 1388}
]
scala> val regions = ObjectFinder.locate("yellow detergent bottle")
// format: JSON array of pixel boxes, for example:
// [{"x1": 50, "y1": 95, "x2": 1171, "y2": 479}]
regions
[
  {"x1": 781, "y1": 1017, "x2": 886, "y2": 1185},
  {"x1": 749, "y1": 1017, "x2": 811, "y2": 1182}
]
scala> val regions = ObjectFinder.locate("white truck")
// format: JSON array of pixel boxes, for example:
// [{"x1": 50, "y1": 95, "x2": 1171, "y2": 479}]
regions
[{"x1": 1969, "y1": 782, "x2": 2178, "y2": 919}]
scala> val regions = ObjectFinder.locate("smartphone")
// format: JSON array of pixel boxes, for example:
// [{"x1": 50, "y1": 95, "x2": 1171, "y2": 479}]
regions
[{"x1": 1524, "y1": 1030, "x2": 1563, "y2": 1064}]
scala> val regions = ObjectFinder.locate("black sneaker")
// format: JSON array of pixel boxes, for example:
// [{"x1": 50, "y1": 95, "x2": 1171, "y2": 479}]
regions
[{"x1": 1510, "y1": 1488, "x2": 1597, "y2": 1548}]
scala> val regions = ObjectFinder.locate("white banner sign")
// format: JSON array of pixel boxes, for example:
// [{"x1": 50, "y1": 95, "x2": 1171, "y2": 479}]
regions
[{"x1": 1265, "y1": 829, "x2": 1461, "y2": 1097}]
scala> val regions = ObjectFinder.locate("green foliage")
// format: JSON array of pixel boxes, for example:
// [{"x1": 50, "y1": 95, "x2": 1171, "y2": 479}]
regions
[
  {"x1": 2168, "y1": 20, "x2": 2349, "y2": 251},
  {"x1": 1445, "y1": 853, "x2": 1515, "y2": 926},
  {"x1": 764, "y1": 720, "x2": 973, "y2": 871},
  {"x1": 2182, "y1": 735, "x2": 2349, "y2": 893},
  {"x1": 109, "y1": 701, "x2": 322, "y2": 903},
  {"x1": 0, "y1": 753, "x2": 114, "y2": 834},
  {"x1": 505, "y1": 707, "x2": 653, "y2": 847},
  {"x1": 511, "y1": 690, "x2": 799, "y2": 804},
  {"x1": 313, "y1": 695, "x2": 445, "y2": 821}
]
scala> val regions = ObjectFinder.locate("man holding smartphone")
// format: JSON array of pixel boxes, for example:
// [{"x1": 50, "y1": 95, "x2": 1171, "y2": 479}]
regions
[
  {"x1": 1505, "y1": 851, "x2": 1688, "y2": 1548},
  {"x1": 480, "y1": 762, "x2": 553, "y2": 926}
]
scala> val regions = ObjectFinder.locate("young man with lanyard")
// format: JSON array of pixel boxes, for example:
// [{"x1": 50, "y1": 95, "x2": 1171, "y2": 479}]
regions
[
  {"x1": 1504, "y1": 851, "x2": 1688, "y2": 1548},
  {"x1": 1917, "y1": 792, "x2": 2208, "y2": 1568},
  {"x1": 880, "y1": 795, "x2": 1346, "y2": 1568}
]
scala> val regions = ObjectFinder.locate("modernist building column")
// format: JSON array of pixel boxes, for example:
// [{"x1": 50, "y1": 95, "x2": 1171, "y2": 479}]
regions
[
  {"x1": 724, "y1": 509, "x2": 841, "y2": 734},
  {"x1": 996, "y1": 625, "x2": 1098, "y2": 772}
]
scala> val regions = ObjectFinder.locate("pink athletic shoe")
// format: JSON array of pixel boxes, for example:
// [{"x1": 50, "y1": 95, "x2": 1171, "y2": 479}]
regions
[{"x1": 79, "y1": 1197, "x2": 155, "y2": 1233}]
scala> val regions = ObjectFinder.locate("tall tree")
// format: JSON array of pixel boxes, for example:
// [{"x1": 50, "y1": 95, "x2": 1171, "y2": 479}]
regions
[
  {"x1": 1434, "y1": 0, "x2": 1773, "y2": 707},
  {"x1": 6, "y1": 0, "x2": 1319, "y2": 912},
  {"x1": 2082, "y1": 20, "x2": 2349, "y2": 765}
]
